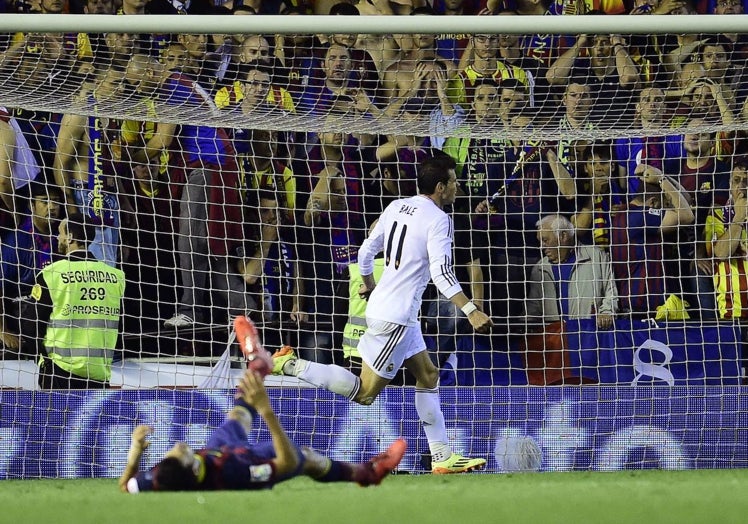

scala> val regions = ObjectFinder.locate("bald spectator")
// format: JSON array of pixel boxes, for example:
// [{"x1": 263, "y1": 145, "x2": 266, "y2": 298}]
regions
[{"x1": 527, "y1": 215, "x2": 618, "y2": 330}]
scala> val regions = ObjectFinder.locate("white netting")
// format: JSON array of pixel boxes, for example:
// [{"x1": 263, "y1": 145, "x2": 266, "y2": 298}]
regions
[
  {"x1": 1, "y1": 10, "x2": 748, "y2": 481},
  {"x1": 0, "y1": 12, "x2": 745, "y2": 390}
]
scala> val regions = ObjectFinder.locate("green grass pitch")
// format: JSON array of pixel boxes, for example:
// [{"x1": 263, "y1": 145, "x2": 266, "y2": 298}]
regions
[{"x1": 4, "y1": 470, "x2": 748, "y2": 524}]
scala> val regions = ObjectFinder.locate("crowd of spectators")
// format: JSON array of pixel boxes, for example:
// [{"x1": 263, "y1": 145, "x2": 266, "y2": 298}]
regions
[{"x1": 0, "y1": 0, "x2": 747, "y2": 371}]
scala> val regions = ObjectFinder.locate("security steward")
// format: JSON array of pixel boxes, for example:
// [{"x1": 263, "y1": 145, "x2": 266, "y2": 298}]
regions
[{"x1": 24, "y1": 214, "x2": 125, "y2": 389}]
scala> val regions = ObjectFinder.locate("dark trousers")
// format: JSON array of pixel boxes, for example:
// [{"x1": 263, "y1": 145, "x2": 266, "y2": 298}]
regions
[{"x1": 38, "y1": 358, "x2": 109, "y2": 389}]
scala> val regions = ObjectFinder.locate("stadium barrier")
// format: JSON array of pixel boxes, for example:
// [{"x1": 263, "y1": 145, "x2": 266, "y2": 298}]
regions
[{"x1": 1, "y1": 387, "x2": 746, "y2": 478}]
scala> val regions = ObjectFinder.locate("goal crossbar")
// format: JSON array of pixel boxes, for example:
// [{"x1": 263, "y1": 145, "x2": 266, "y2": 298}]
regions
[{"x1": 2, "y1": 14, "x2": 748, "y2": 35}]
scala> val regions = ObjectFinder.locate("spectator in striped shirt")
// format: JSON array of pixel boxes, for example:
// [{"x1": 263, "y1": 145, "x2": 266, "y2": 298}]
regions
[{"x1": 705, "y1": 157, "x2": 748, "y2": 319}]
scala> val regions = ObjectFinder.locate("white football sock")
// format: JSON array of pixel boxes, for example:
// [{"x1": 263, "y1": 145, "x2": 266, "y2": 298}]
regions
[
  {"x1": 415, "y1": 386, "x2": 451, "y2": 462},
  {"x1": 293, "y1": 359, "x2": 360, "y2": 400}
]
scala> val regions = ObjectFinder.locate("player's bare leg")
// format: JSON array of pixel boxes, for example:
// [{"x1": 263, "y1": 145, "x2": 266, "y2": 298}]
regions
[{"x1": 354, "y1": 363, "x2": 390, "y2": 405}]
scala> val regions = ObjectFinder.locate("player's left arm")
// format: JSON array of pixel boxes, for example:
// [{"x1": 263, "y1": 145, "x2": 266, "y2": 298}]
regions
[
  {"x1": 236, "y1": 370, "x2": 299, "y2": 479},
  {"x1": 118, "y1": 425, "x2": 152, "y2": 493}
]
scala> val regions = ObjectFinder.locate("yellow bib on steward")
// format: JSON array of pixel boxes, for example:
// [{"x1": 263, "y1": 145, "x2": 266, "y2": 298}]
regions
[
  {"x1": 342, "y1": 259, "x2": 385, "y2": 359},
  {"x1": 40, "y1": 258, "x2": 125, "y2": 381}
]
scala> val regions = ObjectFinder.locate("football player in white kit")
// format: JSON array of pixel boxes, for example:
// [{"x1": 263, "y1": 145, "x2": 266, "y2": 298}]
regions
[{"x1": 272, "y1": 155, "x2": 493, "y2": 474}]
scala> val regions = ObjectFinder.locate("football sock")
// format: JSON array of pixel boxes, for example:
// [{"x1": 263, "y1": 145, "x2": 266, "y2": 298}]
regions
[
  {"x1": 415, "y1": 386, "x2": 451, "y2": 463},
  {"x1": 313, "y1": 459, "x2": 356, "y2": 483},
  {"x1": 293, "y1": 359, "x2": 360, "y2": 400}
]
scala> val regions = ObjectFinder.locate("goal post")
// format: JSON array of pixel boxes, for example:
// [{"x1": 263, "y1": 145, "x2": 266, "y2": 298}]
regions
[{"x1": 0, "y1": 14, "x2": 746, "y2": 476}]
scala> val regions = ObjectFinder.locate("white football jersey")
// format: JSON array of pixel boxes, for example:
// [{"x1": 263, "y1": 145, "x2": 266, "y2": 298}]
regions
[{"x1": 358, "y1": 194, "x2": 463, "y2": 326}]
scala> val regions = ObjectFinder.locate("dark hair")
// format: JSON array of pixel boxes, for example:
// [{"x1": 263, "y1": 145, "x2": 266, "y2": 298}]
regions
[
  {"x1": 330, "y1": 2, "x2": 359, "y2": 15},
  {"x1": 381, "y1": 147, "x2": 432, "y2": 196},
  {"x1": 500, "y1": 78, "x2": 527, "y2": 93},
  {"x1": 29, "y1": 182, "x2": 63, "y2": 202},
  {"x1": 411, "y1": 5, "x2": 437, "y2": 15},
  {"x1": 247, "y1": 128, "x2": 276, "y2": 144},
  {"x1": 257, "y1": 189, "x2": 278, "y2": 203},
  {"x1": 280, "y1": 4, "x2": 312, "y2": 15},
  {"x1": 65, "y1": 213, "x2": 96, "y2": 245},
  {"x1": 586, "y1": 141, "x2": 614, "y2": 162},
  {"x1": 241, "y1": 61, "x2": 275, "y2": 83},
  {"x1": 732, "y1": 156, "x2": 748, "y2": 172},
  {"x1": 701, "y1": 34, "x2": 733, "y2": 50},
  {"x1": 472, "y1": 77, "x2": 500, "y2": 91},
  {"x1": 566, "y1": 75, "x2": 590, "y2": 89},
  {"x1": 232, "y1": 4, "x2": 257, "y2": 13},
  {"x1": 154, "y1": 458, "x2": 199, "y2": 491},
  {"x1": 417, "y1": 154, "x2": 456, "y2": 195}
]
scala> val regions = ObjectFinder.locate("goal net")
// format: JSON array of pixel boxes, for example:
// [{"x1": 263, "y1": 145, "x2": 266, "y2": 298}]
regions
[{"x1": 0, "y1": 12, "x2": 746, "y2": 477}]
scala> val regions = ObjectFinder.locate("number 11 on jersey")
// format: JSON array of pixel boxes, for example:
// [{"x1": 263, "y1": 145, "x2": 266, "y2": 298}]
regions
[{"x1": 385, "y1": 221, "x2": 407, "y2": 269}]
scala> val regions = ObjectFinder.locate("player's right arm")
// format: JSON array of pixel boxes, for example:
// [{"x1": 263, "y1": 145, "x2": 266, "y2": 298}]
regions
[
  {"x1": 118, "y1": 425, "x2": 152, "y2": 493},
  {"x1": 357, "y1": 209, "x2": 387, "y2": 292}
]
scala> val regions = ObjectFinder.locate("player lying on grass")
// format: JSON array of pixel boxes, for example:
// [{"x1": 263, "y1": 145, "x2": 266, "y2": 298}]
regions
[{"x1": 118, "y1": 369, "x2": 406, "y2": 492}]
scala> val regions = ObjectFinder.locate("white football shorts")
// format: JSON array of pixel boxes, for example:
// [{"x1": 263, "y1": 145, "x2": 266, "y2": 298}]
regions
[{"x1": 358, "y1": 319, "x2": 426, "y2": 380}]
